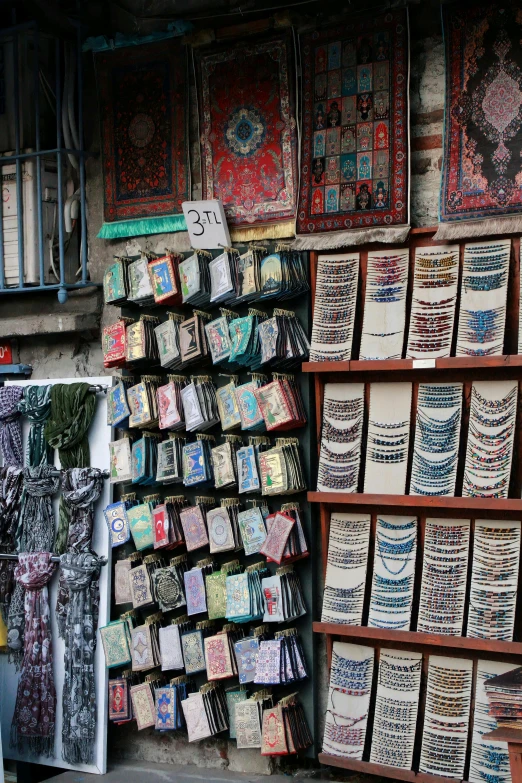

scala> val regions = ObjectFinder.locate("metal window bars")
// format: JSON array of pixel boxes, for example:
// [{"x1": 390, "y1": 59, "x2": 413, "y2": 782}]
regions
[{"x1": 0, "y1": 14, "x2": 97, "y2": 302}]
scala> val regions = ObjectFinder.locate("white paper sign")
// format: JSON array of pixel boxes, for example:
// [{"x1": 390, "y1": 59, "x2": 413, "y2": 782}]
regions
[
  {"x1": 412, "y1": 358, "x2": 436, "y2": 369},
  {"x1": 182, "y1": 199, "x2": 231, "y2": 249}
]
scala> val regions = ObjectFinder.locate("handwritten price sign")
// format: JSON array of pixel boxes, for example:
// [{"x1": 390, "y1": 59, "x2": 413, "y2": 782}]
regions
[{"x1": 182, "y1": 199, "x2": 231, "y2": 250}]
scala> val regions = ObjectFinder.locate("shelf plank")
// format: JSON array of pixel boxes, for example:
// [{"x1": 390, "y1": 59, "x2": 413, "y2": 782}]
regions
[
  {"x1": 318, "y1": 754, "x2": 459, "y2": 783},
  {"x1": 313, "y1": 622, "x2": 522, "y2": 661},
  {"x1": 485, "y1": 729, "x2": 522, "y2": 745},
  {"x1": 307, "y1": 492, "x2": 522, "y2": 519},
  {"x1": 302, "y1": 355, "x2": 522, "y2": 378}
]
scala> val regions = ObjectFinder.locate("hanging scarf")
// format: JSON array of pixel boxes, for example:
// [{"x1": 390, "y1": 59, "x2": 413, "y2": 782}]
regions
[
  {"x1": 0, "y1": 467, "x2": 23, "y2": 622},
  {"x1": 44, "y1": 383, "x2": 96, "y2": 554},
  {"x1": 56, "y1": 468, "x2": 103, "y2": 638},
  {"x1": 7, "y1": 466, "x2": 60, "y2": 659},
  {"x1": 18, "y1": 385, "x2": 52, "y2": 467},
  {"x1": 0, "y1": 386, "x2": 23, "y2": 467},
  {"x1": 11, "y1": 551, "x2": 57, "y2": 757},
  {"x1": 60, "y1": 551, "x2": 100, "y2": 765}
]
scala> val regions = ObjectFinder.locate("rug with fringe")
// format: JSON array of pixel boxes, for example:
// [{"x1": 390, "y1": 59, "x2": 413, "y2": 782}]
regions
[
  {"x1": 437, "y1": 4, "x2": 522, "y2": 241},
  {"x1": 95, "y1": 40, "x2": 189, "y2": 239},
  {"x1": 195, "y1": 32, "x2": 298, "y2": 242}
]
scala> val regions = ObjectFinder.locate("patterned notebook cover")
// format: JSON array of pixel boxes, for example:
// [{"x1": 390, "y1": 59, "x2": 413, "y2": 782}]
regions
[
  {"x1": 100, "y1": 620, "x2": 131, "y2": 668},
  {"x1": 155, "y1": 686, "x2": 176, "y2": 730},
  {"x1": 260, "y1": 512, "x2": 294, "y2": 564},
  {"x1": 234, "y1": 637, "x2": 260, "y2": 684},
  {"x1": 130, "y1": 683, "x2": 156, "y2": 730},
  {"x1": 181, "y1": 630, "x2": 207, "y2": 674},
  {"x1": 182, "y1": 692, "x2": 213, "y2": 742},
  {"x1": 261, "y1": 705, "x2": 288, "y2": 755},
  {"x1": 180, "y1": 506, "x2": 209, "y2": 551},
  {"x1": 184, "y1": 568, "x2": 207, "y2": 615},
  {"x1": 104, "y1": 501, "x2": 130, "y2": 547},
  {"x1": 254, "y1": 640, "x2": 282, "y2": 685},
  {"x1": 127, "y1": 504, "x2": 154, "y2": 550},
  {"x1": 226, "y1": 572, "x2": 251, "y2": 619},
  {"x1": 108, "y1": 678, "x2": 130, "y2": 721},
  {"x1": 159, "y1": 624, "x2": 184, "y2": 671},
  {"x1": 204, "y1": 633, "x2": 234, "y2": 680}
]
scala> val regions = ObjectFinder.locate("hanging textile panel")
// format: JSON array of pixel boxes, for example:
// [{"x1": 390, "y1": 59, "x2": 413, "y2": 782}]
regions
[
  {"x1": 295, "y1": 9, "x2": 410, "y2": 249},
  {"x1": 95, "y1": 40, "x2": 189, "y2": 240},
  {"x1": 437, "y1": 4, "x2": 522, "y2": 240},
  {"x1": 196, "y1": 33, "x2": 298, "y2": 241}
]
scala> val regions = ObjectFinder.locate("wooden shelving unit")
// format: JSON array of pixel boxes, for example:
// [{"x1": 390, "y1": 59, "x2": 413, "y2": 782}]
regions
[
  {"x1": 308, "y1": 491, "x2": 522, "y2": 519},
  {"x1": 303, "y1": 355, "x2": 522, "y2": 382},
  {"x1": 313, "y1": 622, "x2": 522, "y2": 664},
  {"x1": 318, "y1": 753, "x2": 460, "y2": 783},
  {"x1": 308, "y1": 228, "x2": 522, "y2": 783}
]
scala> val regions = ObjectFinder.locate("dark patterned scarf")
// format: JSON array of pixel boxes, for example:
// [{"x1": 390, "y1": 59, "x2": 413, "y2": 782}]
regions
[
  {"x1": 18, "y1": 384, "x2": 52, "y2": 467},
  {"x1": 56, "y1": 468, "x2": 103, "y2": 638},
  {"x1": 0, "y1": 467, "x2": 23, "y2": 622},
  {"x1": 0, "y1": 386, "x2": 24, "y2": 467},
  {"x1": 44, "y1": 383, "x2": 96, "y2": 554},
  {"x1": 60, "y1": 552, "x2": 100, "y2": 765},
  {"x1": 8, "y1": 466, "x2": 59, "y2": 660},
  {"x1": 11, "y1": 551, "x2": 57, "y2": 757}
]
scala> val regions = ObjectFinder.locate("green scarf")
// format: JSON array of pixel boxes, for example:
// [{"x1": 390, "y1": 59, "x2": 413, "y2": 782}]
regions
[
  {"x1": 18, "y1": 385, "x2": 53, "y2": 467},
  {"x1": 44, "y1": 383, "x2": 96, "y2": 552}
]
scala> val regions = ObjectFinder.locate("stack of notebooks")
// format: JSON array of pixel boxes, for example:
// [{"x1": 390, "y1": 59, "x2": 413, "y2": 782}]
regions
[{"x1": 485, "y1": 666, "x2": 522, "y2": 730}]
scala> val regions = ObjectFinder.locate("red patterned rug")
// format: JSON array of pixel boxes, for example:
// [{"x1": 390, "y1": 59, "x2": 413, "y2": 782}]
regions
[
  {"x1": 437, "y1": 3, "x2": 522, "y2": 239},
  {"x1": 95, "y1": 40, "x2": 188, "y2": 239},
  {"x1": 196, "y1": 33, "x2": 298, "y2": 241},
  {"x1": 295, "y1": 9, "x2": 410, "y2": 249}
]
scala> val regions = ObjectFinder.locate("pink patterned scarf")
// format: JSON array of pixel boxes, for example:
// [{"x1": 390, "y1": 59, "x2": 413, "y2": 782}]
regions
[{"x1": 11, "y1": 552, "x2": 57, "y2": 756}]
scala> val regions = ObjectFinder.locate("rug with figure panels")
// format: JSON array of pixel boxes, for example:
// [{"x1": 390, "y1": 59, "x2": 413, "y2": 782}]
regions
[
  {"x1": 95, "y1": 40, "x2": 189, "y2": 239},
  {"x1": 196, "y1": 33, "x2": 298, "y2": 240},
  {"x1": 438, "y1": 3, "x2": 522, "y2": 239},
  {"x1": 295, "y1": 9, "x2": 409, "y2": 248}
]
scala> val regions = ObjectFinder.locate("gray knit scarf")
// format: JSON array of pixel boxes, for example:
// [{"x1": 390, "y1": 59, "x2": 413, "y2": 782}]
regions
[
  {"x1": 0, "y1": 386, "x2": 23, "y2": 467},
  {"x1": 0, "y1": 466, "x2": 23, "y2": 622},
  {"x1": 60, "y1": 551, "x2": 100, "y2": 765},
  {"x1": 56, "y1": 468, "x2": 103, "y2": 638},
  {"x1": 7, "y1": 466, "x2": 60, "y2": 661}
]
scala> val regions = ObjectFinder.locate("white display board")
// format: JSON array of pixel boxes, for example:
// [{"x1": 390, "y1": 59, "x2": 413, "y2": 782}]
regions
[{"x1": 0, "y1": 377, "x2": 112, "y2": 774}]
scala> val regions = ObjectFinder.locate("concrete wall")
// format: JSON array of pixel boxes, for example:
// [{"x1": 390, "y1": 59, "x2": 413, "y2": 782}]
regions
[{"x1": 7, "y1": 6, "x2": 445, "y2": 775}]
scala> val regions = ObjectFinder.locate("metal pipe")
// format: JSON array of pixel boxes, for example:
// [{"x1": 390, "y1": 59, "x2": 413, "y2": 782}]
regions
[
  {"x1": 49, "y1": 468, "x2": 110, "y2": 478},
  {"x1": 13, "y1": 30, "x2": 25, "y2": 290},
  {"x1": 0, "y1": 281, "x2": 100, "y2": 295},
  {"x1": 88, "y1": 384, "x2": 108, "y2": 393},
  {"x1": 34, "y1": 29, "x2": 45, "y2": 287},
  {"x1": 0, "y1": 552, "x2": 108, "y2": 565},
  {"x1": 55, "y1": 39, "x2": 66, "y2": 303},
  {"x1": 0, "y1": 149, "x2": 93, "y2": 161},
  {"x1": 77, "y1": 25, "x2": 88, "y2": 285}
]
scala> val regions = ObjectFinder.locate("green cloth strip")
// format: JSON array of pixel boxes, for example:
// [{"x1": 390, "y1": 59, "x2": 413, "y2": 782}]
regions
[{"x1": 97, "y1": 213, "x2": 187, "y2": 240}]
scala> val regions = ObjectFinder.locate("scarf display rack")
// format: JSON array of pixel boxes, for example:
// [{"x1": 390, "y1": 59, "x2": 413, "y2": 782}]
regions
[
  {"x1": 0, "y1": 376, "x2": 113, "y2": 775},
  {"x1": 307, "y1": 228, "x2": 522, "y2": 783},
  {"x1": 0, "y1": 554, "x2": 108, "y2": 565}
]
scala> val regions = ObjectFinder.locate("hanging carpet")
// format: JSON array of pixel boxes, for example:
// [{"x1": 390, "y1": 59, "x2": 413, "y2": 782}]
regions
[
  {"x1": 294, "y1": 9, "x2": 410, "y2": 249},
  {"x1": 437, "y1": 4, "x2": 522, "y2": 240},
  {"x1": 95, "y1": 39, "x2": 189, "y2": 239},
  {"x1": 195, "y1": 32, "x2": 298, "y2": 241}
]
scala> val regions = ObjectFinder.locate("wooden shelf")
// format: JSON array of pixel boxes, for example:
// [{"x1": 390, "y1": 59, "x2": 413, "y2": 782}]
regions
[
  {"x1": 302, "y1": 355, "x2": 522, "y2": 380},
  {"x1": 308, "y1": 492, "x2": 522, "y2": 519},
  {"x1": 313, "y1": 622, "x2": 522, "y2": 663},
  {"x1": 485, "y1": 729, "x2": 522, "y2": 744},
  {"x1": 318, "y1": 753, "x2": 461, "y2": 783}
]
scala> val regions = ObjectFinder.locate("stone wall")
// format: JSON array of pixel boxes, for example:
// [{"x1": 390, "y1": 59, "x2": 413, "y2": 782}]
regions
[{"x1": 5, "y1": 5, "x2": 446, "y2": 775}]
